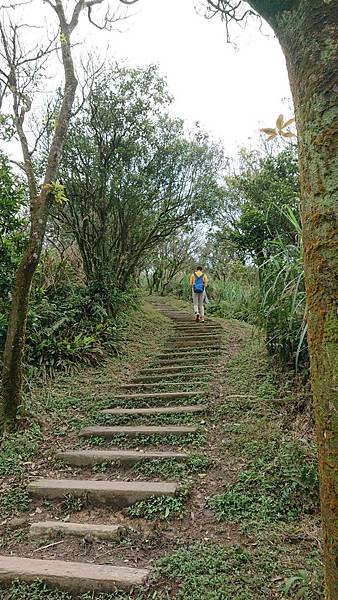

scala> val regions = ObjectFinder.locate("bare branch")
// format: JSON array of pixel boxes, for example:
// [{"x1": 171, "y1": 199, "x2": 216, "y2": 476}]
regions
[
  {"x1": 71, "y1": 53, "x2": 105, "y2": 116},
  {"x1": 0, "y1": 1, "x2": 32, "y2": 8},
  {"x1": 9, "y1": 157, "x2": 26, "y2": 172},
  {"x1": 87, "y1": 3, "x2": 129, "y2": 30},
  {"x1": 201, "y1": 0, "x2": 258, "y2": 42}
]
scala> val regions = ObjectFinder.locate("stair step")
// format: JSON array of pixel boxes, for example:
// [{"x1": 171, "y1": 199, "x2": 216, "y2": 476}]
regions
[
  {"x1": 170, "y1": 333, "x2": 221, "y2": 339},
  {"x1": 153, "y1": 357, "x2": 214, "y2": 365},
  {"x1": 160, "y1": 346, "x2": 223, "y2": 353},
  {"x1": 112, "y1": 391, "x2": 202, "y2": 400},
  {"x1": 0, "y1": 555, "x2": 148, "y2": 593},
  {"x1": 28, "y1": 479, "x2": 177, "y2": 508},
  {"x1": 58, "y1": 449, "x2": 188, "y2": 467},
  {"x1": 174, "y1": 320, "x2": 213, "y2": 324},
  {"x1": 157, "y1": 350, "x2": 219, "y2": 359},
  {"x1": 30, "y1": 521, "x2": 124, "y2": 541},
  {"x1": 101, "y1": 404, "x2": 206, "y2": 415},
  {"x1": 174, "y1": 324, "x2": 221, "y2": 329},
  {"x1": 140, "y1": 365, "x2": 216, "y2": 374},
  {"x1": 132, "y1": 372, "x2": 209, "y2": 383},
  {"x1": 150, "y1": 354, "x2": 213, "y2": 373},
  {"x1": 167, "y1": 339, "x2": 221, "y2": 347},
  {"x1": 174, "y1": 324, "x2": 219, "y2": 329},
  {"x1": 79, "y1": 425, "x2": 198, "y2": 439},
  {"x1": 118, "y1": 381, "x2": 205, "y2": 389}
]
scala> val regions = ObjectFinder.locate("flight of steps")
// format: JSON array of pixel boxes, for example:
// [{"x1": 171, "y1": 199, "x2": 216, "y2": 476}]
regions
[{"x1": 0, "y1": 300, "x2": 224, "y2": 595}]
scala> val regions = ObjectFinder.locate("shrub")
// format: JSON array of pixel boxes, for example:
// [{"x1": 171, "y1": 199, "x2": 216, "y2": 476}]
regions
[{"x1": 21, "y1": 257, "x2": 141, "y2": 376}]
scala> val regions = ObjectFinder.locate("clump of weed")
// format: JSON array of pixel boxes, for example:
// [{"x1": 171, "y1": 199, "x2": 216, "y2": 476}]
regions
[
  {"x1": 210, "y1": 439, "x2": 318, "y2": 524},
  {"x1": 82, "y1": 430, "x2": 207, "y2": 450},
  {"x1": 157, "y1": 543, "x2": 259, "y2": 599},
  {"x1": 156, "y1": 542, "x2": 322, "y2": 600},
  {"x1": 1, "y1": 580, "x2": 154, "y2": 600},
  {"x1": 133, "y1": 453, "x2": 211, "y2": 478},
  {"x1": 0, "y1": 423, "x2": 42, "y2": 476},
  {"x1": 61, "y1": 494, "x2": 86, "y2": 513},
  {"x1": 1, "y1": 580, "x2": 71, "y2": 600},
  {"x1": 0, "y1": 488, "x2": 30, "y2": 518},
  {"x1": 0, "y1": 527, "x2": 28, "y2": 549},
  {"x1": 128, "y1": 485, "x2": 191, "y2": 520}
]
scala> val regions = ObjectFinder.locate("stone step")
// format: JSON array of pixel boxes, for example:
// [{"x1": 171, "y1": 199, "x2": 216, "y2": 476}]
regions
[
  {"x1": 166, "y1": 347, "x2": 220, "y2": 353},
  {"x1": 28, "y1": 479, "x2": 178, "y2": 508},
  {"x1": 159, "y1": 315, "x2": 192, "y2": 320},
  {"x1": 157, "y1": 310, "x2": 190, "y2": 315},
  {"x1": 132, "y1": 372, "x2": 209, "y2": 383},
  {"x1": 118, "y1": 381, "x2": 206, "y2": 389},
  {"x1": 30, "y1": 521, "x2": 124, "y2": 541},
  {"x1": 58, "y1": 449, "x2": 188, "y2": 467},
  {"x1": 173, "y1": 331, "x2": 222, "y2": 336},
  {"x1": 153, "y1": 356, "x2": 215, "y2": 365},
  {"x1": 140, "y1": 364, "x2": 218, "y2": 374},
  {"x1": 170, "y1": 333, "x2": 221, "y2": 339},
  {"x1": 157, "y1": 346, "x2": 223, "y2": 360},
  {"x1": 0, "y1": 555, "x2": 148, "y2": 593},
  {"x1": 101, "y1": 404, "x2": 206, "y2": 415},
  {"x1": 174, "y1": 323, "x2": 218, "y2": 328},
  {"x1": 175, "y1": 338, "x2": 221, "y2": 342},
  {"x1": 174, "y1": 320, "x2": 213, "y2": 324},
  {"x1": 162, "y1": 317, "x2": 192, "y2": 322},
  {"x1": 111, "y1": 391, "x2": 202, "y2": 400},
  {"x1": 157, "y1": 350, "x2": 219, "y2": 359},
  {"x1": 160, "y1": 345, "x2": 223, "y2": 353},
  {"x1": 168, "y1": 340, "x2": 221, "y2": 346},
  {"x1": 175, "y1": 324, "x2": 221, "y2": 328},
  {"x1": 79, "y1": 425, "x2": 198, "y2": 439}
]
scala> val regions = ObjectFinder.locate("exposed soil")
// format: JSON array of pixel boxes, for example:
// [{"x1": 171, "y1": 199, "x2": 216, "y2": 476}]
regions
[
  {"x1": 0, "y1": 299, "x2": 322, "y2": 599},
  {"x1": 1, "y1": 303, "x2": 247, "y2": 564}
]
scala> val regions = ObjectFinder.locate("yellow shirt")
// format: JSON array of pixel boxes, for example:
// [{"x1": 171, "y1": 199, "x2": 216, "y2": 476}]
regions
[{"x1": 190, "y1": 271, "x2": 208, "y2": 287}]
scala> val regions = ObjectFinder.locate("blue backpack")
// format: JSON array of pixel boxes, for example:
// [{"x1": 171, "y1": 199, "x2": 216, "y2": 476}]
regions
[{"x1": 193, "y1": 272, "x2": 205, "y2": 294}]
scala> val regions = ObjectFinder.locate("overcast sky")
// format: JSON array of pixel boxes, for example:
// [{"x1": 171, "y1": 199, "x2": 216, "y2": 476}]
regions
[
  {"x1": 77, "y1": 0, "x2": 293, "y2": 156},
  {"x1": 2, "y1": 0, "x2": 293, "y2": 160}
]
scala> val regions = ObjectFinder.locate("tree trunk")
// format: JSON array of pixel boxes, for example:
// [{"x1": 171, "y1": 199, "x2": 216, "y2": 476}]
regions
[
  {"x1": 1, "y1": 2, "x2": 78, "y2": 430},
  {"x1": 249, "y1": 1, "x2": 338, "y2": 596},
  {"x1": 0, "y1": 195, "x2": 49, "y2": 428}
]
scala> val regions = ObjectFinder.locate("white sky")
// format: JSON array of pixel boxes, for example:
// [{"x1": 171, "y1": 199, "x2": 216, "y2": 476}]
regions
[
  {"x1": 1, "y1": 0, "x2": 293, "y2": 159},
  {"x1": 77, "y1": 0, "x2": 293, "y2": 155}
]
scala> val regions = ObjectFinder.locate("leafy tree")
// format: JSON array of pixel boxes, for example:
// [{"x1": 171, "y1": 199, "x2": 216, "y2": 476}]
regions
[
  {"x1": 0, "y1": 0, "x2": 133, "y2": 430},
  {"x1": 145, "y1": 232, "x2": 201, "y2": 295},
  {"x1": 209, "y1": 146, "x2": 306, "y2": 367},
  {"x1": 53, "y1": 64, "x2": 226, "y2": 304},
  {"x1": 225, "y1": 147, "x2": 300, "y2": 270},
  {"x1": 0, "y1": 154, "x2": 27, "y2": 300}
]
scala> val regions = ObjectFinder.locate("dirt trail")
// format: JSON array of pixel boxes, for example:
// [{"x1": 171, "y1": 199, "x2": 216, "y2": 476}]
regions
[{"x1": 0, "y1": 299, "x2": 233, "y2": 596}]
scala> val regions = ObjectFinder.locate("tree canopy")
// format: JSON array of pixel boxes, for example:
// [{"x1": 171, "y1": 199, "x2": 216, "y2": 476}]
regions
[{"x1": 53, "y1": 63, "x2": 226, "y2": 298}]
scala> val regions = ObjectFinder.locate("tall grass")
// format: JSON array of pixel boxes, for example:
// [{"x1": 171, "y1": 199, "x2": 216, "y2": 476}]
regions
[
  {"x1": 259, "y1": 206, "x2": 307, "y2": 370},
  {"x1": 207, "y1": 279, "x2": 257, "y2": 321}
]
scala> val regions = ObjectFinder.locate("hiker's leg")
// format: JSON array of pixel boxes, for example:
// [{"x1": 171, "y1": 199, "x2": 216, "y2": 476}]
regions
[
  {"x1": 192, "y1": 292, "x2": 199, "y2": 316},
  {"x1": 198, "y1": 294, "x2": 204, "y2": 319}
]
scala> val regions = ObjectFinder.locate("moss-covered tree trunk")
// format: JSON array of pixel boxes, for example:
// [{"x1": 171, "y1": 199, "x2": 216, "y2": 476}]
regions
[
  {"x1": 0, "y1": 0, "x2": 78, "y2": 431},
  {"x1": 0, "y1": 194, "x2": 49, "y2": 428},
  {"x1": 247, "y1": 1, "x2": 338, "y2": 596}
]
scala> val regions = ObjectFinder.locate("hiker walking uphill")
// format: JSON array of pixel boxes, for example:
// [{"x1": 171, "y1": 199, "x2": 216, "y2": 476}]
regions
[{"x1": 190, "y1": 266, "x2": 208, "y2": 322}]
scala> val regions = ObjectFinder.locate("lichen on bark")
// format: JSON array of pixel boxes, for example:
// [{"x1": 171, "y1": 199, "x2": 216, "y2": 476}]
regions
[{"x1": 258, "y1": 1, "x2": 338, "y2": 598}]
